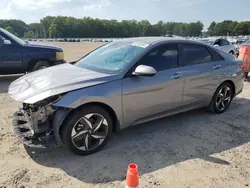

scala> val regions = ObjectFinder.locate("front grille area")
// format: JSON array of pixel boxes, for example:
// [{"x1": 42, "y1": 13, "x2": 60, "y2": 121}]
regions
[
  {"x1": 12, "y1": 110, "x2": 56, "y2": 148},
  {"x1": 12, "y1": 111, "x2": 34, "y2": 142}
]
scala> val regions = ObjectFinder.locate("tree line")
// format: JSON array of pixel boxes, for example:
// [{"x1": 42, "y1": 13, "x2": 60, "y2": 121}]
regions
[
  {"x1": 0, "y1": 17, "x2": 249, "y2": 39},
  {"x1": 207, "y1": 20, "x2": 250, "y2": 36}
]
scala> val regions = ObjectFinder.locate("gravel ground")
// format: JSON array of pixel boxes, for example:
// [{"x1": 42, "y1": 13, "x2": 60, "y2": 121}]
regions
[{"x1": 0, "y1": 42, "x2": 250, "y2": 188}]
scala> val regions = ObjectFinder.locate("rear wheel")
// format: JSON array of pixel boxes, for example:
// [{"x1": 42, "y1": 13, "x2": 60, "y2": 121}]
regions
[
  {"x1": 31, "y1": 61, "x2": 50, "y2": 72},
  {"x1": 61, "y1": 105, "x2": 113, "y2": 155},
  {"x1": 229, "y1": 51, "x2": 234, "y2": 56},
  {"x1": 208, "y1": 83, "x2": 234, "y2": 113}
]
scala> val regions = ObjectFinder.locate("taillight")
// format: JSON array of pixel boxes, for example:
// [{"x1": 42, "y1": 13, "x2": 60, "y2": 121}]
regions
[{"x1": 240, "y1": 64, "x2": 244, "y2": 70}]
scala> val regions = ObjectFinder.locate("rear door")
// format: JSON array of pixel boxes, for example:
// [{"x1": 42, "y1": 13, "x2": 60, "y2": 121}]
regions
[
  {"x1": 180, "y1": 43, "x2": 225, "y2": 109},
  {"x1": 0, "y1": 34, "x2": 23, "y2": 74}
]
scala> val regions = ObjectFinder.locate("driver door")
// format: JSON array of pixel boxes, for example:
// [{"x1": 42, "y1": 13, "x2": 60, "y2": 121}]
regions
[
  {"x1": 122, "y1": 43, "x2": 185, "y2": 126},
  {"x1": 0, "y1": 35, "x2": 23, "y2": 74}
]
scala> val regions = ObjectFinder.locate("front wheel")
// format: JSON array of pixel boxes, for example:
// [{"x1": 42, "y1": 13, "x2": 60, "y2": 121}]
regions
[
  {"x1": 208, "y1": 83, "x2": 234, "y2": 114},
  {"x1": 31, "y1": 61, "x2": 50, "y2": 72},
  {"x1": 61, "y1": 105, "x2": 113, "y2": 155}
]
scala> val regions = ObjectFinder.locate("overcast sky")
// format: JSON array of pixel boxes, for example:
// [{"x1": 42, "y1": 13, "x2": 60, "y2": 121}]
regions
[{"x1": 0, "y1": 0, "x2": 250, "y2": 30}]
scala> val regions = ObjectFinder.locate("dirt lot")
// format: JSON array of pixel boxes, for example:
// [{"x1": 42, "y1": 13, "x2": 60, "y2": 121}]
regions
[{"x1": 0, "y1": 42, "x2": 250, "y2": 188}]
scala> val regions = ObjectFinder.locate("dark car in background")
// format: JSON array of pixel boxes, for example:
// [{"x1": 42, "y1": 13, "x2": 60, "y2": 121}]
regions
[{"x1": 0, "y1": 27, "x2": 65, "y2": 74}]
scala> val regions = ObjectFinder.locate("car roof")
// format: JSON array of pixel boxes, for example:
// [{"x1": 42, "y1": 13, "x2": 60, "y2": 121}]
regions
[{"x1": 116, "y1": 37, "x2": 209, "y2": 46}]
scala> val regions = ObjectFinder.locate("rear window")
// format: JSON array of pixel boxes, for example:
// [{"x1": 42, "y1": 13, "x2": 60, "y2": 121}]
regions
[{"x1": 182, "y1": 44, "x2": 212, "y2": 66}]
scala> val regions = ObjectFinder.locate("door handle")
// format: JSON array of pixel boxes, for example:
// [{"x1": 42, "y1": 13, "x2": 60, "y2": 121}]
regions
[
  {"x1": 213, "y1": 65, "x2": 221, "y2": 69},
  {"x1": 171, "y1": 73, "x2": 183, "y2": 79}
]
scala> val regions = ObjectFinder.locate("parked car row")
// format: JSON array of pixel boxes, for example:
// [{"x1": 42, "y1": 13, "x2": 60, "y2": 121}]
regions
[{"x1": 25, "y1": 38, "x2": 114, "y2": 43}]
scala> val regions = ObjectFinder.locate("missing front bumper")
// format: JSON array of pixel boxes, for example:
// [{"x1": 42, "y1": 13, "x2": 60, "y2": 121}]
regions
[{"x1": 12, "y1": 111, "x2": 58, "y2": 149}]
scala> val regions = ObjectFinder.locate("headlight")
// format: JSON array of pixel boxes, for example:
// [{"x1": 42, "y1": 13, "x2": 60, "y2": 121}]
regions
[{"x1": 56, "y1": 52, "x2": 64, "y2": 61}]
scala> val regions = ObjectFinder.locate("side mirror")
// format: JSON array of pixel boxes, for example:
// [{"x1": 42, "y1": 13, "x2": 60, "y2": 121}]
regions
[
  {"x1": 132, "y1": 65, "x2": 156, "y2": 77},
  {"x1": 3, "y1": 39, "x2": 11, "y2": 45},
  {"x1": 214, "y1": 44, "x2": 219, "y2": 47}
]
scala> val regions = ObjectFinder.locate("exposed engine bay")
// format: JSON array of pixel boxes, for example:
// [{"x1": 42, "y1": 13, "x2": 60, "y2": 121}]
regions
[{"x1": 12, "y1": 95, "x2": 64, "y2": 146}]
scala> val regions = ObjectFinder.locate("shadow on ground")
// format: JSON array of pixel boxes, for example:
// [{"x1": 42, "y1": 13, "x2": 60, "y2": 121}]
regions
[
  {"x1": 0, "y1": 75, "x2": 22, "y2": 93},
  {"x1": 25, "y1": 96, "x2": 250, "y2": 184}
]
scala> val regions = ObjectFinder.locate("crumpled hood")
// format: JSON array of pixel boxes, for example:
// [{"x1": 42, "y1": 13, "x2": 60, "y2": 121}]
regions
[{"x1": 8, "y1": 64, "x2": 118, "y2": 104}]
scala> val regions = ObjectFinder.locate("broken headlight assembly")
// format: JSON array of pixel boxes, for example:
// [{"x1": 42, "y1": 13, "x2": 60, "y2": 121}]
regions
[{"x1": 21, "y1": 95, "x2": 64, "y2": 136}]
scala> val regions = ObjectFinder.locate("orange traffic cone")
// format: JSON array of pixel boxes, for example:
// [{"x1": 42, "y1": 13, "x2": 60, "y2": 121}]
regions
[{"x1": 126, "y1": 163, "x2": 139, "y2": 188}]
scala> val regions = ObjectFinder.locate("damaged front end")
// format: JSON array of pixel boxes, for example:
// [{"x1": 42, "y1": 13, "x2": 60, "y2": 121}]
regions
[{"x1": 12, "y1": 95, "x2": 65, "y2": 148}]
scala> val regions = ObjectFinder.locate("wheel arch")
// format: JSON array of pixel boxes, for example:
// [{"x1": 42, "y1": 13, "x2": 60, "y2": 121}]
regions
[
  {"x1": 28, "y1": 59, "x2": 52, "y2": 71},
  {"x1": 208, "y1": 79, "x2": 236, "y2": 113},
  {"x1": 79, "y1": 102, "x2": 120, "y2": 133},
  {"x1": 209, "y1": 79, "x2": 236, "y2": 105},
  {"x1": 221, "y1": 80, "x2": 236, "y2": 96},
  {"x1": 53, "y1": 102, "x2": 120, "y2": 145},
  {"x1": 229, "y1": 50, "x2": 234, "y2": 55}
]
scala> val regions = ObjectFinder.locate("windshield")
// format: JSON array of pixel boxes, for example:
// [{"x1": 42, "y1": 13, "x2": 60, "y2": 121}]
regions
[
  {"x1": 0, "y1": 28, "x2": 26, "y2": 45},
  {"x1": 74, "y1": 41, "x2": 147, "y2": 74}
]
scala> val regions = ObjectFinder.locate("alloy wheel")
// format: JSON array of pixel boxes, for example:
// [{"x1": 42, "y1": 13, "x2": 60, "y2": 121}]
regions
[
  {"x1": 71, "y1": 113, "x2": 108, "y2": 151},
  {"x1": 215, "y1": 86, "x2": 232, "y2": 111}
]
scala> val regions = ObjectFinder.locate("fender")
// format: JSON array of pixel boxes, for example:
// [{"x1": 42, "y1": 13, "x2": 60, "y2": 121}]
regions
[
  {"x1": 52, "y1": 109, "x2": 70, "y2": 145},
  {"x1": 53, "y1": 80, "x2": 124, "y2": 130}
]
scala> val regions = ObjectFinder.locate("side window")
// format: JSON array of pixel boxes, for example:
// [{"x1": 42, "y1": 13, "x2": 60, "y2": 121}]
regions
[
  {"x1": 214, "y1": 39, "x2": 220, "y2": 46},
  {"x1": 220, "y1": 39, "x2": 230, "y2": 46},
  {"x1": 182, "y1": 44, "x2": 212, "y2": 66},
  {"x1": 207, "y1": 46, "x2": 224, "y2": 61},
  {"x1": 0, "y1": 35, "x2": 11, "y2": 45},
  {"x1": 141, "y1": 44, "x2": 178, "y2": 71}
]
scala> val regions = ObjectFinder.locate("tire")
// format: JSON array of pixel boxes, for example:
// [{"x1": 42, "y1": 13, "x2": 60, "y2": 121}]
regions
[
  {"x1": 235, "y1": 53, "x2": 239, "y2": 58},
  {"x1": 229, "y1": 51, "x2": 234, "y2": 56},
  {"x1": 31, "y1": 61, "x2": 50, "y2": 72},
  {"x1": 61, "y1": 105, "x2": 113, "y2": 155},
  {"x1": 208, "y1": 83, "x2": 234, "y2": 114}
]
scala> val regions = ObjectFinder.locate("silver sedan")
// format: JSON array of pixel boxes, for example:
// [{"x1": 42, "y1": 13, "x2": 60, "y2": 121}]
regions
[
  {"x1": 9, "y1": 37, "x2": 244, "y2": 155},
  {"x1": 198, "y1": 38, "x2": 236, "y2": 55}
]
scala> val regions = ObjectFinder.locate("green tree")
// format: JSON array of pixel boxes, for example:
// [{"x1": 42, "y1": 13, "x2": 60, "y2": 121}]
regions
[
  {"x1": 29, "y1": 23, "x2": 43, "y2": 38},
  {"x1": 163, "y1": 22, "x2": 176, "y2": 36},
  {"x1": 228, "y1": 21, "x2": 238, "y2": 35},
  {"x1": 0, "y1": 20, "x2": 27, "y2": 37},
  {"x1": 40, "y1": 16, "x2": 55, "y2": 38},
  {"x1": 207, "y1": 21, "x2": 216, "y2": 36},
  {"x1": 49, "y1": 23, "x2": 57, "y2": 38},
  {"x1": 138, "y1": 20, "x2": 151, "y2": 36},
  {"x1": 233, "y1": 22, "x2": 250, "y2": 35},
  {"x1": 4, "y1": 26, "x2": 17, "y2": 35},
  {"x1": 24, "y1": 31, "x2": 34, "y2": 38},
  {"x1": 1, "y1": 17, "x2": 206, "y2": 38},
  {"x1": 213, "y1": 20, "x2": 240, "y2": 36},
  {"x1": 187, "y1": 22, "x2": 203, "y2": 37}
]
